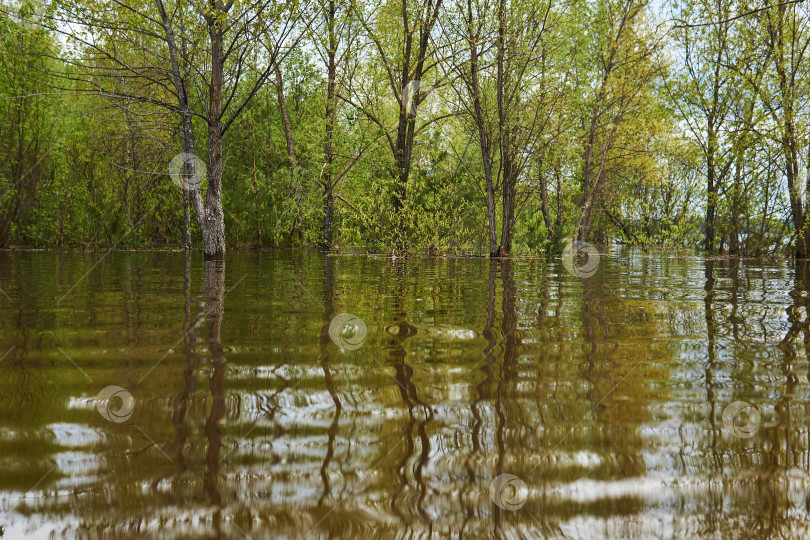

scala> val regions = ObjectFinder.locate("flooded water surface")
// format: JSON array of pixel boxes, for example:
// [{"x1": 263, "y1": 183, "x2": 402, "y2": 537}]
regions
[{"x1": 1, "y1": 250, "x2": 809, "y2": 539}]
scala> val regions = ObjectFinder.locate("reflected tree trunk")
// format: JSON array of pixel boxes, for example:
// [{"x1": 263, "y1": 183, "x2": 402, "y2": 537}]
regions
[
  {"x1": 273, "y1": 61, "x2": 302, "y2": 244},
  {"x1": 321, "y1": 0, "x2": 338, "y2": 249},
  {"x1": 491, "y1": 259, "x2": 522, "y2": 535},
  {"x1": 387, "y1": 261, "x2": 432, "y2": 523},
  {"x1": 168, "y1": 253, "x2": 203, "y2": 468},
  {"x1": 777, "y1": 260, "x2": 807, "y2": 475},
  {"x1": 201, "y1": 259, "x2": 226, "y2": 507},
  {"x1": 500, "y1": 260, "x2": 520, "y2": 377},
  {"x1": 318, "y1": 255, "x2": 342, "y2": 505},
  {"x1": 460, "y1": 262, "x2": 497, "y2": 533},
  {"x1": 703, "y1": 258, "x2": 722, "y2": 515}
]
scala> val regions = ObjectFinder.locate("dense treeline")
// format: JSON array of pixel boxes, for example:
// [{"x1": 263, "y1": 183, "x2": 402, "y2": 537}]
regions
[{"x1": 0, "y1": 0, "x2": 807, "y2": 257}]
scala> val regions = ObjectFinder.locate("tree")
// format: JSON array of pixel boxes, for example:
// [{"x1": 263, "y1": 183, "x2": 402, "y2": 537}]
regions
[
  {"x1": 0, "y1": 12, "x2": 55, "y2": 246},
  {"x1": 756, "y1": 1, "x2": 810, "y2": 256},
  {"x1": 671, "y1": 0, "x2": 739, "y2": 254},
  {"x1": 350, "y1": 0, "x2": 445, "y2": 250},
  {"x1": 44, "y1": 0, "x2": 299, "y2": 258},
  {"x1": 312, "y1": 0, "x2": 363, "y2": 249},
  {"x1": 444, "y1": 0, "x2": 562, "y2": 255},
  {"x1": 575, "y1": 0, "x2": 664, "y2": 243}
]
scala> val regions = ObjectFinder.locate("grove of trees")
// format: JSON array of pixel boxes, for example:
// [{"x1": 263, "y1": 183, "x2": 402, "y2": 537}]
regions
[{"x1": 0, "y1": 0, "x2": 807, "y2": 257}]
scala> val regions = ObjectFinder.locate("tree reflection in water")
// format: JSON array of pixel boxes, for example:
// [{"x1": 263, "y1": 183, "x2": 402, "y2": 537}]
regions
[{"x1": 0, "y1": 251, "x2": 809, "y2": 538}]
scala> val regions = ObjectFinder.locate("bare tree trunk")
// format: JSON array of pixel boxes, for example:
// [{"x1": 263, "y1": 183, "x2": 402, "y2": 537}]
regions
[
  {"x1": 704, "y1": 115, "x2": 720, "y2": 252},
  {"x1": 180, "y1": 26, "x2": 192, "y2": 249},
  {"x1": 701, "y1": 20, "x2": 734, "y2": 255},
  {"x1": 394, "y1": 0, "x2": 443, "y2": 249},
  {"x1": 803, "y1": 136, "x2": 810, "y2": 256},
  {"x1": 158, "y1": 1, "x2": 203, "y2": 249},
  {"x1": 203, "y1": 7, "x2": 227, "y2": 259},
  {"x1": 158, "y1": 0, "x2": 225, "y2": 259},
  {"x1": 391, "y1": 77, "x2": 419, "y2": 249},
  {"x1": 788, "y1": 125, "x2": 807, "y2": 258},
  {"x1": 181, "y1": 170, "x2": 191, "y2": 248},
  {"x1": 800, "y1": 136, "x2": 810, "y2": 250},
  {"x1": 555, "y1": 161, "x2": 563, "y2": 232},
  {"x1": 539, "y1": 160, "x2": 553, "y2": 235},
  {"x1": 763, "y1": 1, "x2": 809, "y2": 257},
  {"x1": 576, "y1": 60, "x2": 615, "y2": 244},
  {"x1": 274, "y1": 62, "x2": 302, "y2": 243},
  {"x1": 782, "y1": 108, "x2": 805, "y2": 256},
  {"x1": 322, "y1": 0, "x2": 337, "y2": 249},
  {"x1": 251, "y1": 120, "x2": 262, "y2": 245},
  {"x1": 539, "y1": 156, "x2": 563, "y2": 245},
  {"x1": 465, "y1": 0, "x2": 497, "y2": 255},
  {"x1": 728, "y1": 157, "x2": 740, "y2": 256},
  {"x1": 351, "y1": 0, "x2": 443, "y2": 251},
  {"x1": 496, "y1": 0, "x2": 516, "y2": 253}
]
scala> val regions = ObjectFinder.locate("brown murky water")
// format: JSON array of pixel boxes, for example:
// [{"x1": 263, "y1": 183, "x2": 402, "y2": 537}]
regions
[{"x1": 1, "y1": 249, "x2": 809, "y2": 539}]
